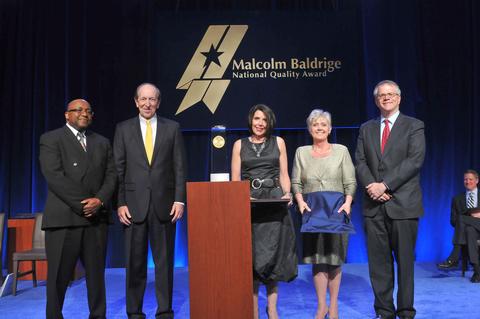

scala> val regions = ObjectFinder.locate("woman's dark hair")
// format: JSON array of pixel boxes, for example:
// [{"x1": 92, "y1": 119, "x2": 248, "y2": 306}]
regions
[{"x1": 247, "y1": 104, "x2": 276, "y2": 138}]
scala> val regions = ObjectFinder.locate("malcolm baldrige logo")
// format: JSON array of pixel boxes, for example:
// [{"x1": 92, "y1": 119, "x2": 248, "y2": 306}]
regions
[{"x1": 176, "y1": 25, "x2": 248, "y2": 115}]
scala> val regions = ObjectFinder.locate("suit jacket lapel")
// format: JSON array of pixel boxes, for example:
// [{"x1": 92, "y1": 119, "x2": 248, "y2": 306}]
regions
[
  {"x1": 472, "y1": 191, "x2": 480, "y2": 209},
  {"x1": 63, "y1": 126, "x2": 88, "y2": 154},
  {"x1": 371, "y1": 118, "x2": 381, "y2": 159},
  {"x1": 85, "y1": 131, "x2": 95, "y2": 166},
  {"x1": 152, "y1": 115, "x2": 165, "y2": 164},
  {"x1": 131, "y1": 118, "x2": 149, "y2": 165}
]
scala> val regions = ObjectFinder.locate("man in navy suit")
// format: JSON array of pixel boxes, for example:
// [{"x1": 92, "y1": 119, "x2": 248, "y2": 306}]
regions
[
  {"x1": 437, "y1": 169, "x2": 480, "y2": 275},
  {"x1": 113, "y1": 83, "x2": 187, "y2": 319},
  {"x1": 39, "y1": 99, "x2": 116, "y2": 319},
  {"x1": 459, "y1": 170, "x2": 480, "y2": 283},
  {"x1": 355, "y1": 80, "x2": 426, "y2": 319}
]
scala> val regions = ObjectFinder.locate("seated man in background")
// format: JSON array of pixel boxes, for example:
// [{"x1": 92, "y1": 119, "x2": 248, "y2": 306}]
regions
[
  {"x1": 463, "y1": 182, "x2": 480, "y2": 283},
  {"x1": 437, "y1": 169, "x2": 479, "y2": 270}
]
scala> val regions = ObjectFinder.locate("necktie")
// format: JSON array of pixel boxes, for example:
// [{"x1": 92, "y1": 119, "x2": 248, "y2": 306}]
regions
[
  {"x1": 381, "y1": 119, "x2": 390, "y2": 154},
  {"x1": 467, "y1": 192, "x2": 475, "y2": 209},
  {"x1": 145, "y1": 119, "x2": 153, "y2": 165},
  {"x1": 77, "y1": 132, "x2": 87, "y2": 152}
]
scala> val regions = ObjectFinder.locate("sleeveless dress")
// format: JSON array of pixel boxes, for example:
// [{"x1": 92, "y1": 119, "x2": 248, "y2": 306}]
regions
[{"x1": 240, "y1": 136, "x2": 297, "y2": 283}]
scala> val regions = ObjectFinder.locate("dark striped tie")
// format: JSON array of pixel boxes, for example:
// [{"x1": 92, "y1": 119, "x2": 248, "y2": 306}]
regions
[
  {"x1": 467, "y1": 192, "x2": 475, "y2": 209},
  {"x1": 77, "y1": 132, "x2": 87, "y2": 152}
]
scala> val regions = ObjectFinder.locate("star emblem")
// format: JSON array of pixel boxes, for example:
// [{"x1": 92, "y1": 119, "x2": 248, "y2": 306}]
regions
[{"x1": 201, "y1": 44, "x2": 224, "y2": 68}]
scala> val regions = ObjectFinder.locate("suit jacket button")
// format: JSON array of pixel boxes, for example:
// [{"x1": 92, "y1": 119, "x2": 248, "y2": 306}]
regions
[{"x1": 73, "y1": 162, "x2": 78, "y2": 166}]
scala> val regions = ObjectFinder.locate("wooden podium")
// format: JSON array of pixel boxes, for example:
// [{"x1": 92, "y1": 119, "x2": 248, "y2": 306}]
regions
[{"x1": 187, "y1": 181, "x2": 253, "y2": 319}]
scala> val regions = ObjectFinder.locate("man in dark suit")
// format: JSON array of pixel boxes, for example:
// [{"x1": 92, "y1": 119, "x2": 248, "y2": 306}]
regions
[
  {"x1": 437, "y1": 169, "x2": 480, "y2": 274},
  {"x1": 355, "y1": 80, "x2": 426, "y2": 319},
  {"x1": 113, "y1": 83, "x2": 186, "y2": 319},
  {"x1": 39, "y1": 99, "x2": 116, "y2": 319},
  {"x1": 458, "y1": 170, "x2": 480, "y2": 283}
]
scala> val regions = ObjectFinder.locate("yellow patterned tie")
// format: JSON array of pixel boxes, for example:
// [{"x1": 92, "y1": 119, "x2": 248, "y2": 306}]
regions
[{"x1": 145, "y1": 119, "x2": 153, "y2": 165}]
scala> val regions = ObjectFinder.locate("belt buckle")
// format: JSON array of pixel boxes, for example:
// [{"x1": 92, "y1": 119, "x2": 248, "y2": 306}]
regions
[{"x1": 251, "y1": 178, "x2": 263, "y2": 190}]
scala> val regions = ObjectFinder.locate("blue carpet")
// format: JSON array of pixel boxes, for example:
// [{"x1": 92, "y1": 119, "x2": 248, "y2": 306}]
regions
[{"x1": 1, "y1": 263, "x2": 479, "y2": 318}]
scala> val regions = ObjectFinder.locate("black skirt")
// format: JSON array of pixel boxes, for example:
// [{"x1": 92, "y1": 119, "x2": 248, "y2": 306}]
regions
[{"x1": 251, "y1": 202, "x2": 298, "y2": 283}]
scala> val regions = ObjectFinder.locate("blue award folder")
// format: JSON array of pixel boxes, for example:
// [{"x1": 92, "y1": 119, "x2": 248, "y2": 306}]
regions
[{"x1": 300, "y1": 191, "x2": 355, "y2": 234}]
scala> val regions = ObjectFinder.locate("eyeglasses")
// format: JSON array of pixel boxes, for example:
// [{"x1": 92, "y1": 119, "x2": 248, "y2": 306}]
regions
[
  {"x1": 376, "y1": 93, "x2": 399, "y2": 100},
  {"x1": 67, "y1": 108, "x2": 94, "y2": 115}
]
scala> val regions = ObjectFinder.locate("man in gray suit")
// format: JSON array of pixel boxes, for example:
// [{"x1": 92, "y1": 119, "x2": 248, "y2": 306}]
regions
[
  {"x1": 113, "y1": 83, "x2": 186, "y2": 319},
  {"x1": 355, "y1": 80, "x2": 426, "y2": 319},
  {"x1": 39, "y1": 99, "x2": 116, "y2": 319}
]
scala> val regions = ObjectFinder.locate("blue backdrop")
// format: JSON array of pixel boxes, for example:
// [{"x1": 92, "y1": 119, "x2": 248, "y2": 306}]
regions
[{"x1": 1, "y1": 0, "x2": 479, "y2": 268}]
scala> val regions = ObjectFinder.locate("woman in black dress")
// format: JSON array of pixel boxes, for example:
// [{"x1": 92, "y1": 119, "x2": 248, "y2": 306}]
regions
[{"x1": 231, "y1": 104, "x2": 297, "y2": 319}]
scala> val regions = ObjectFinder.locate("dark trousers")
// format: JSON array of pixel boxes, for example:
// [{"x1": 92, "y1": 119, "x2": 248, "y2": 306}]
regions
[
  {"x1": 45, "y1": 223, "x2": 108, "y2": 319},
  {"x1": 463, "y1": 216, "x2": 480, "y2": 268},
  {"x1": 443, "y1": 213, "x2": 468, "y2": 261},
  {"x1": 452, "y1": 214, "x2": 467, "y2": 245},
  {"x1": 125, "y1": 209, "x2": 176, "y2": 319},
  {"x1": 466, "y1": 225, "x2": 480, "y2": 265},
  {"x1": 463, "y1": 216, "x2": 480, "y2": 266},
  {"x1": 364, "y1": 208, "x2": 418, "y2": 319},
  {"x1": 446, "y1": 216, "x2": 468, "y2": 260}
]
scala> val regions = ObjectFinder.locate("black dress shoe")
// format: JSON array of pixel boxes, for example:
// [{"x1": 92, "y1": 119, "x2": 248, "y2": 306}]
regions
[
  {"x1": 437, "y1": 259, "x2": 459, "y2": 269},
  {"x1": 471, "y1": 272, "x2": 480, "y2": 283}
]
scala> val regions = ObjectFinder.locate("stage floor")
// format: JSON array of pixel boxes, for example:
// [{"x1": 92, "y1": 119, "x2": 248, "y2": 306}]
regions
[{"x1": 1, "y1": 263, "x2": 479, "y2": 318}]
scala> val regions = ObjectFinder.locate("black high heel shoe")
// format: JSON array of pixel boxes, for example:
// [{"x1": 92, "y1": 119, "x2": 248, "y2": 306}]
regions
[{"x1": 314, "y1": 311, "x2": 329, "y2": 319}]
